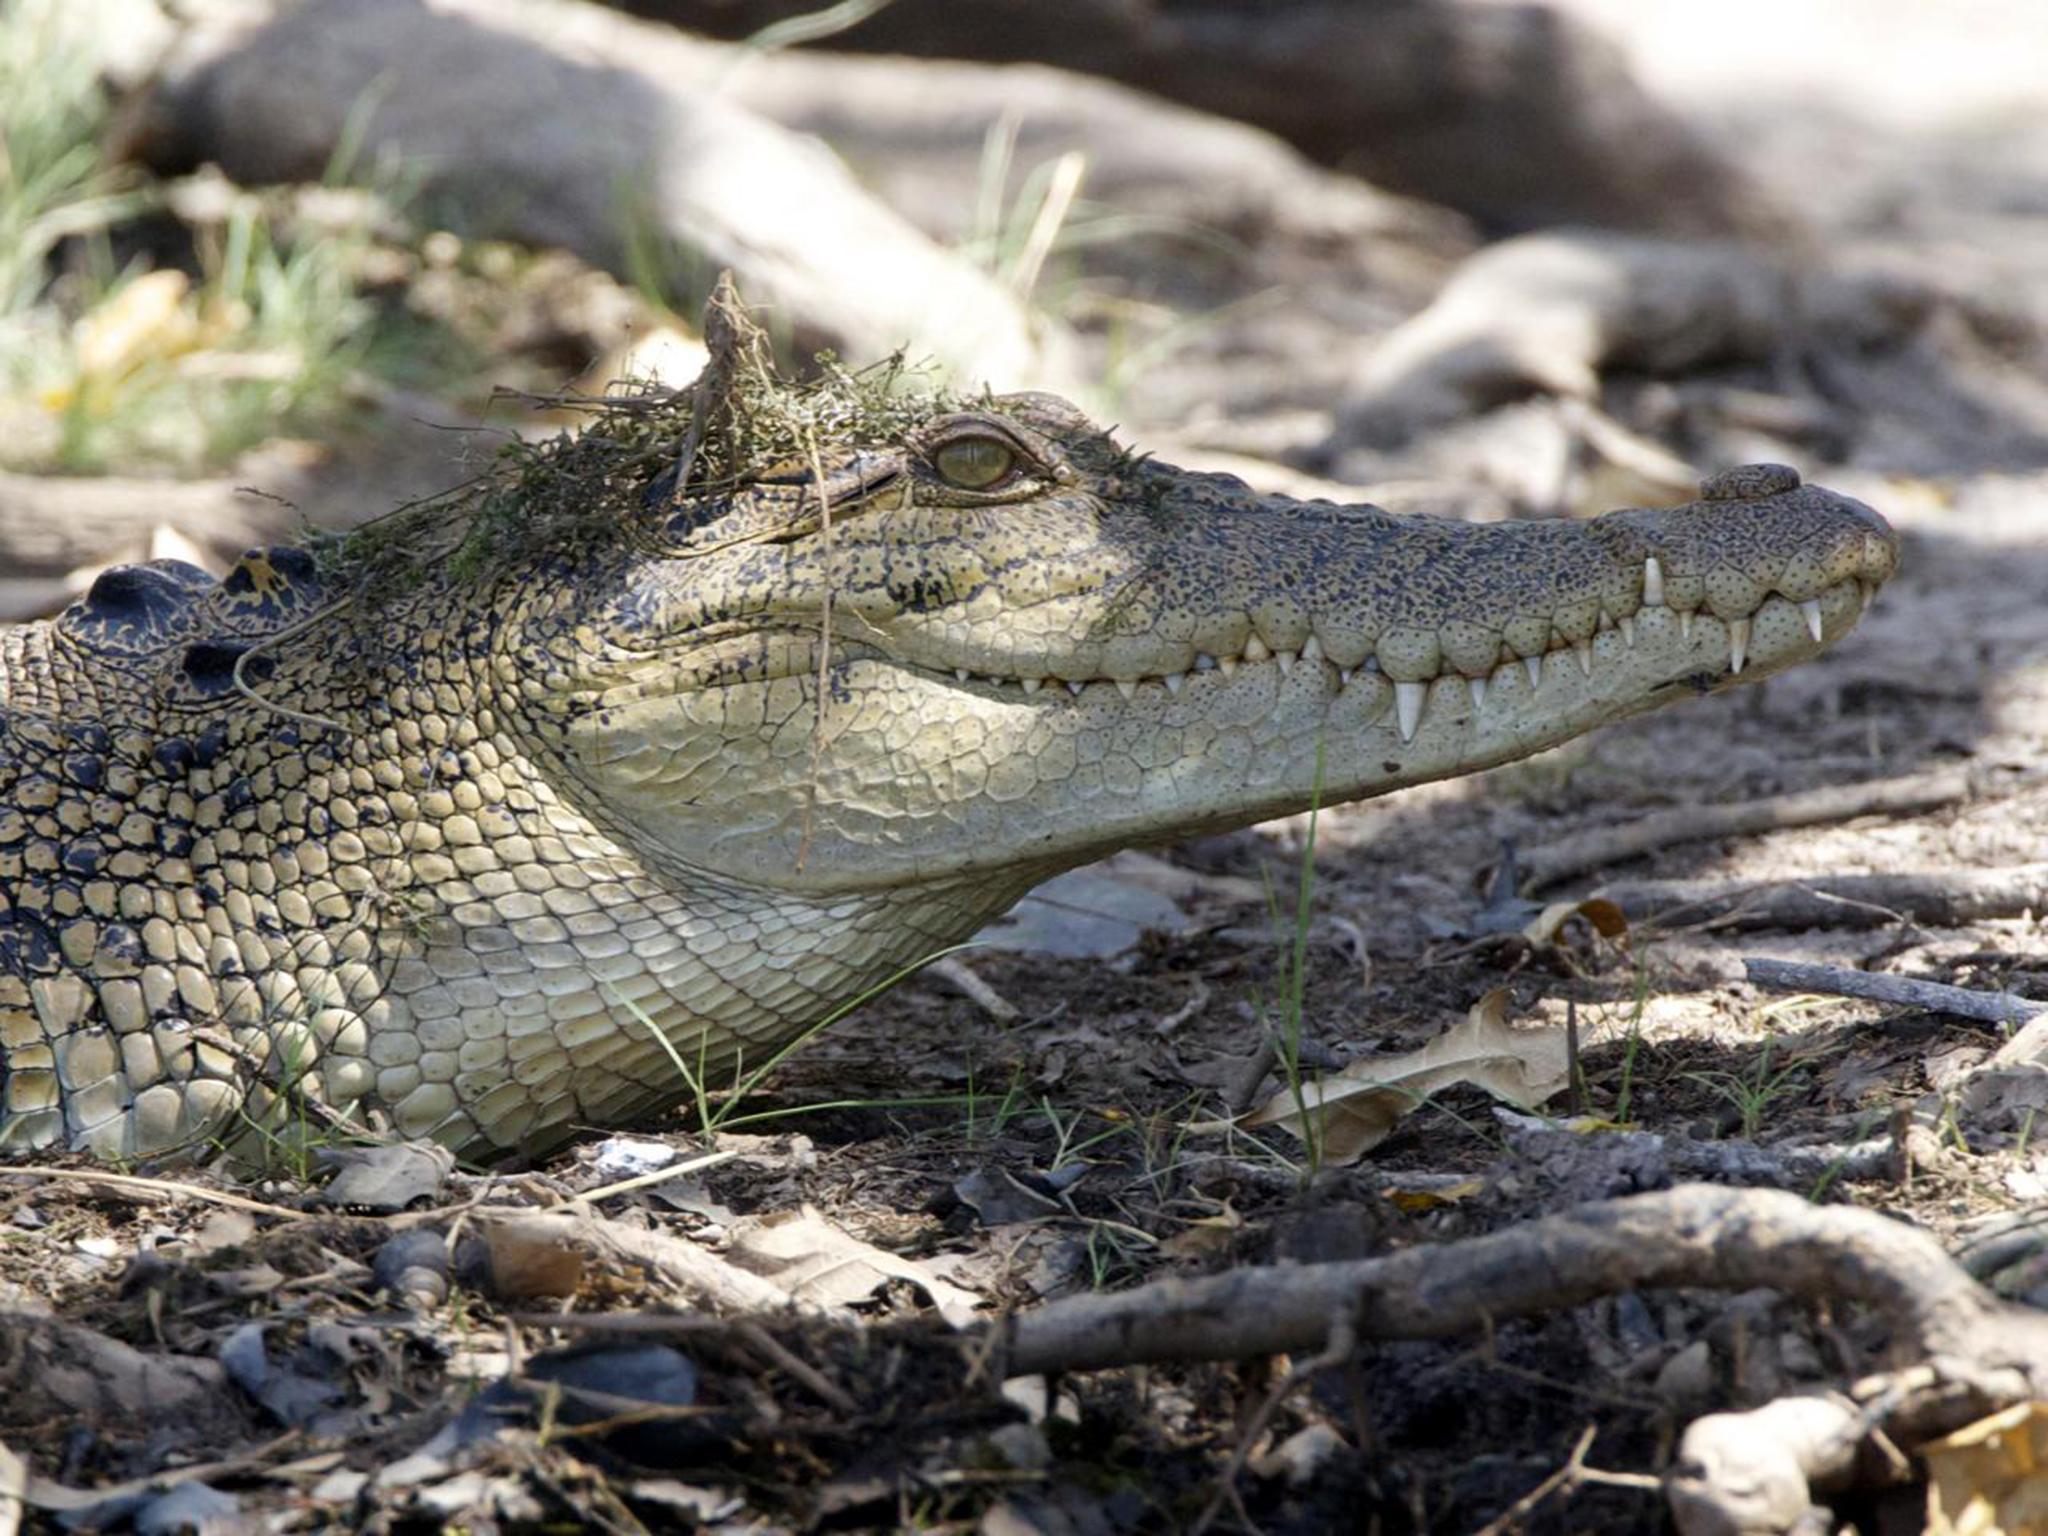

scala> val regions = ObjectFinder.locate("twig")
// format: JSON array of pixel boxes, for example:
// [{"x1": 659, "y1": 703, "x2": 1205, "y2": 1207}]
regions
[
  {"x1": 795, "y1": 422, "x2": 835, "y2": 872},
  {"x1": 557, "y1": 1148, "x2": 739, "y2": 1206},
  {"x1": 1743, "y1": 958, "x2": 2043, "y2": 1027},
  {"x1": 1472, "y1": 1423, "x2": 1601, "y2": 1536},
  {"x1": 0, "y1": 1167, "x2": 308, "y2": 1221},
  {"x1": 1190, "y1": 1305, "x2": 1359, "y2": 1536},
  {"x1": 926, "y1": 956, "x2": 1019, "y2": 1021},
  {"x1": 1518, "y1": 766, "x2": 1979, "y2": 892},
  {"x1": 736, "y1": 1320, "x2": 861, "y2": 1415},
  {"x1": 1597, "y1": 864, "x2": 2048, "y2": 933}
]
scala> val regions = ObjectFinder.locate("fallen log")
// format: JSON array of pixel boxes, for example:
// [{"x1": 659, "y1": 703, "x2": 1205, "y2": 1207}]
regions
[
  {"x1": 132, "y1": 0, "x2": 1067, "y2": 390},
  {"x1": 612, "y1": 0, "x2": 1777, "y2": 237}
]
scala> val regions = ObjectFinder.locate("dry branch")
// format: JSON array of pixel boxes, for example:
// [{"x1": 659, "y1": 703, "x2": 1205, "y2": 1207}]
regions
[
  {"x1": 993, "y1": 1184, "x2": 2048, "y2": 1530},
  {"x1": 994, "y1": 1183, "x2": 2047, "y2": 1381},
  {"x1": 1519, "y1": 766, "x2": 1978, "y2": 893},
  {"x1": 1596, "y1": 864, "x2": 2048, "y2": 932},
  {"x1": 1744, "y1": 958, "x2": 2043, "y2": 1027}
]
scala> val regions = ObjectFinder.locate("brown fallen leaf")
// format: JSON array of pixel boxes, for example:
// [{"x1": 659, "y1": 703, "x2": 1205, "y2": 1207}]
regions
[
  {"x1": 1244, "y1": 990, "x2": 1569, "y2": 1165},
  {"x1": 726, "y1": 1204, "x2": 982, "y2": 1327},
  {"x1": 1923, "y1": 1400, "x2": 2048, "y2": 1536},
  {"x1": 1522, "y1": 896, "x2": 1629, "y2": 949}
]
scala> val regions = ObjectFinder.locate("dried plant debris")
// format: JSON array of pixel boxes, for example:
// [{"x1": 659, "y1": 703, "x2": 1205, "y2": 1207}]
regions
[{"x1": 328, "y1": 274, "x2": 959, "y2": 599}]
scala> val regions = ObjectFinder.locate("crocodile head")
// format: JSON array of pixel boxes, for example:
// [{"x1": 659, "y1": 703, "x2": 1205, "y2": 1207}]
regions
[
  {"x1": 514, "y1": 359, "x2": 1896, "y2": 903},
  {"x1": 0, "y1": 282, "x2": 1899, "y2": 1161}
]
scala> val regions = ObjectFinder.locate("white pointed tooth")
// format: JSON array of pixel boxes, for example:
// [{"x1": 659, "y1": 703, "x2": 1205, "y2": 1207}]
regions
[
  {"x1": 955, "y1": 668, "x2": 972, "y2": 683},
  {"x1": 1275, "y1": 649, "x2": 1296, "y2": 676},
  {"x1": 1162, "y1": 672, "x2": 1183, "y2": 695},
  {"x1": 1115, "y1": 678, "x2": 1138, "y2": 701},
  {"x1": 1619, "y1": 614, "x2": 1636, "y2": 647},
  {"x1": 1597, "y1": 607, "x2": 1614, "y2": 632},
  {"x1": 1467, "y1": 675, "x2": 1487, "y2": 712},
  {"x1": 1523, "y1": 654, "x2": 1543, "y2": 688},
  {"x1": 1193, "y1": 652, "x2": 1217, "y2": 671},
  {"x1": 1574, "y1": 638, "x2": 1593, "y2": 676},
  {"x1": 1218, "y1": 655, "x2": 1238, "y2": 678},
  {"x1": 1067, "y1": 680, "x2": 1086, "y2": 696},
  {"x1": 1801, "y1": 598, "x2": 1824, "y2": 643},
  {"x1": 1021, "y1": 676, "x2": 1043, "y2": 694},
  {"x1": 1643, "y1": 556, "x2": 1665, "y2": 606},
  {"x1": 1339, "y1": 667, "x2": 1354, "y2": 686},
  {"x1": 1243, "y1": 634, "x2": 1272, "y2": 664},
  {"x1": 1679, "y1": 610, "x2": 1694, "y2": 642},
  {"x1": 1728, "y1": 617, "x2": 1750, "y2": 674},
  {"x1": 1301, "y1": 634, "x2": 1323, "y2": 662},
  {"x1": 1395, "y1": 680, "x2": 1427, "y2": 743}
]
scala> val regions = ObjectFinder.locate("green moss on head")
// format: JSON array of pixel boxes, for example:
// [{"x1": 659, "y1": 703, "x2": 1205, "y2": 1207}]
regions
[{"x1": 326, "y1": 274, "x2": 955, "y2": 600}]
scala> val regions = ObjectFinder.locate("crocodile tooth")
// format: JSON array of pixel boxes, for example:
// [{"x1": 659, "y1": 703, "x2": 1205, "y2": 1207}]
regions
[
  {"x1": 1619, "y1": 614, "x2": 1636, "y2": 647},
  {"x1": 1800, "y1": 599, "x2": 1824, "y2": 643},
  {"x1": 1523, "y1": 654, "x2": 1542, "y2": 688},
  {"x1": 1115, "y1": 678, "x2": 1138, "y2": 701},
  {"x1": 1728, "y1": 617, "x2": 1751, "y2": 674},
  {"x1": 1275, "y1": 649, "x2": 1296, "y2": 676},
  {"x1": 955, "y1": 668, "x2": 972, "y2": 683},
  {"x1": 1067, "y1": 680, "x2": 1086, "y2": 696},
  {"x1": 1218, "y1": 655, "x2": 1238, "y2": 678},
  {"x1": 1193, "y1": 652, "x2": 1217, "y2": 671},
  {"x1": 1679, "y1": 611, "x2": 1694, "y2": 642},
  {"x1": 1301, "y1": 635, "x2": 1323, "y2": 663},
  {"x1": 1643, "y1": 556, "x2": 1665, "y2": 606},
  {"x1": 1574, "y1": 638, "x2": 1593, "y2": 676},
  {"x1": 1243, "y1": 635, "x2": 1272, "y2": 664},
  {"x1": 1162, "y1": 672, "x2": 1183, "y2": 695},
  {"x1": 1467, "y1": 675, "x2": 1487, "y2": 712},
  {"x1": 1339, "y1": 667, "x2": 1354, "y2": 686},
  {"x1": 1597, "y1": 607, "x2": 1614, "y2": 632},
  {"x1": 1021, "y1": 677, "x2": 1043, "y2": 694},
  {"x1": 1395, "y1": 681, "x2": 1426, "y2": 742}
]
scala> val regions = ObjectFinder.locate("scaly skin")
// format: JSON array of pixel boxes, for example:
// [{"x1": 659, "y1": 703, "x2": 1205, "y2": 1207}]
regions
[{"x1": 0, "y1": 344, "x2": 1898, "y2": 1162}]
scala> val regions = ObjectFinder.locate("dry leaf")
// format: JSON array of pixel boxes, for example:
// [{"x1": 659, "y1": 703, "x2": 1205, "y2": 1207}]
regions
[
  {"x1": 1924, "y1": 1400, "x2": 2048, "y2": 1535},
  {"x1": 1382, "y1": 1177, "x2": 1485, "y2": 1213},
  {"x1": 726, "y1": 1205, "x2": 981, "y2": 1327},
  {"x1": 1522, "y1": 897, "x2": 1629, "y2": 948},
  {"x1": 1245, "y1": 990, "x2": 1569, "y2": 1165},
  {"x1": 477, "y1": 1213, "x2": 588, "y2": 1300}
]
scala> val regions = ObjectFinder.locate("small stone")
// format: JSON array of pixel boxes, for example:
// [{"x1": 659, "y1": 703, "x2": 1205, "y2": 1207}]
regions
[{"x1": 1654, "y1": 1339, "x2": 1714, "y2": 1408}]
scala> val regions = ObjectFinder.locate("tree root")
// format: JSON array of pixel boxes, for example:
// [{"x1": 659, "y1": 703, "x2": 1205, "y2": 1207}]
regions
[{"x1": 991, "y1": 1183, "x2": 2048, "y2": 1533}]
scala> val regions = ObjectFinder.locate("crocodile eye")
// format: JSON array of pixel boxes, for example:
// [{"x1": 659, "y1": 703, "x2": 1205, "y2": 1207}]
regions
[{"x1": 932, "y1": 435, "x2": 1018, "y2": 490}]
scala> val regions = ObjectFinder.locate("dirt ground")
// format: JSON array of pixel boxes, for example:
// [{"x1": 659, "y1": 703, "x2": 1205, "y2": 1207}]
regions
[{"x1": 6, "y1": 3, "x2": 2048, "y2": 1533}]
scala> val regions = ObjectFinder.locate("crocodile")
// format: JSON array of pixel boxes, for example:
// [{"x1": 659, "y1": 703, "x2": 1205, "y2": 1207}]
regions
[{"x1": 0, "y1": 285, "x2": 1898, "y2": 1163}]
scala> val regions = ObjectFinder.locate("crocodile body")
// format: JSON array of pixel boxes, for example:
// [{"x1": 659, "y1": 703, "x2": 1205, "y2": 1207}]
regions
[{"x1": 0, "y1": 292, "x2": 1898, "y2": 1162}]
